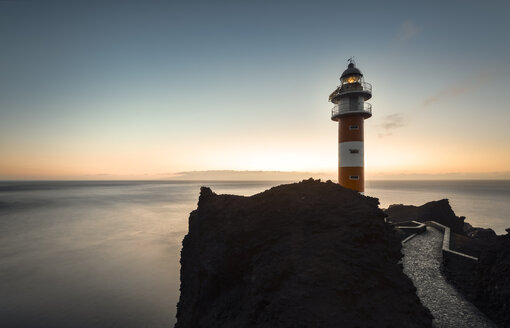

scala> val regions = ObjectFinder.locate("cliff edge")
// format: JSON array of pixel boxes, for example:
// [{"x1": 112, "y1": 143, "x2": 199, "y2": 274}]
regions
[{"x1": 175, "y1": 179, "x2": 432, "y2": 327}]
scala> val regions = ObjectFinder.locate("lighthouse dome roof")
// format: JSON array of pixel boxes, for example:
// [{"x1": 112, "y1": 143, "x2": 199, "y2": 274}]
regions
[{"x1": 340, "y1": 63, "x2": 363, "y2": 78}]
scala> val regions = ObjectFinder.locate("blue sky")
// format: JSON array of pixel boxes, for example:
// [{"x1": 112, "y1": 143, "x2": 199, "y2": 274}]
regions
[{"x1": 1, "y1": 0, "x2": 509, "y2": 179}]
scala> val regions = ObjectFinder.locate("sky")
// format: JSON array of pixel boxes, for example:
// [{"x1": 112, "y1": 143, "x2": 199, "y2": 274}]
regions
[{"x1": 1, "y1": 0, "x2": 509, "y2": 180}]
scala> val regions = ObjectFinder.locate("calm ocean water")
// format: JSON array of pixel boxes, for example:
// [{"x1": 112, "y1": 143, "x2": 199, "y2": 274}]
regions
[{"x1": 1, "y1": 180, "x2": 509, "y2": 327}]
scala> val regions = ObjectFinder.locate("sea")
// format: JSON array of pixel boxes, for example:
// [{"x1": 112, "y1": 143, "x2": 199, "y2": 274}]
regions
[{"x1": 0, "y1": 180, "x2": 509, "y2": 327}]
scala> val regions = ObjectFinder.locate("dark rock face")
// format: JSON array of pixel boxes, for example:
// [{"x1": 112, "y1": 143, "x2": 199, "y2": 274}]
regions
[
  {"x1": 464, "y1": 223, "x2": 497, "y2": 243},
  {"x1": 175, "y1": 179, "x2": 432, "y2": 328},
  {"x1": 385, "y1": 199, "x2": 465, "y2": 234},
  {"x1": 461, "y1": 232, "x2": 510, "y2": 328}
]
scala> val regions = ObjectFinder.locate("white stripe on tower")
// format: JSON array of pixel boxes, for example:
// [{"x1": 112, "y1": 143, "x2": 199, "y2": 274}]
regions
[{"x1": 339, "y1": 142, "x2": 364, "y2": 167}]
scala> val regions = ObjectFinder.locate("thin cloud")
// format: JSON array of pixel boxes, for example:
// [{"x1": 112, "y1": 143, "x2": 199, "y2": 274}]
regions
[
  {"x1": 423, "y1": 86, "x2": 467, "y2": 106},
  {"x1": 397, "y1": 20, "x2": 421, "y2": 42},
  {"x1": 377, "y1": 113, "x2": 406, "y2": 138},
  {"x1": 423, "y1": 73, "x2": 490, "y2": 106}
]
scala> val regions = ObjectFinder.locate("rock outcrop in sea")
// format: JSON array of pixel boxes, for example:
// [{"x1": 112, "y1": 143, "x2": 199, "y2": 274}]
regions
[
  {"x1": 385, "y1": 199, "x2": 466, "y2": 234},
  {"x1": 175, "y1": 179, "x2": 433, "y2": 327}
]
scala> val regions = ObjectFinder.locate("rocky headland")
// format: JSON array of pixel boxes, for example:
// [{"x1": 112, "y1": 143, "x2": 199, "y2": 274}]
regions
[
  {"x1": 175, "y1": 180, "x2": 509, "y2": 327},
  {"x1": 175, "y1": 179, "x2": 432, "y2": 327}
]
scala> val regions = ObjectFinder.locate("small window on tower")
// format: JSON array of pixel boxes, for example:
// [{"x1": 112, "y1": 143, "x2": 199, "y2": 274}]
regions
[
  {"x1": 349, "y1": 175, "x2": 360, "y2": 180},
  {"x1": 349, "y1": 149, "x2": 359, "y2": 154},
  {"x1": 349, "y1": 125, "x2": 359, "y2": 130}
]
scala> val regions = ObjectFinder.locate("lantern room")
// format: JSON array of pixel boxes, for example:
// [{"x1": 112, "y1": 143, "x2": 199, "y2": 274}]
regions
[
  {"x1": 329, "y1": 61, "x2": 372, "y2": 120},
  {"x1": 340, "y1": 63, "x2": 363, "y2": 85}
]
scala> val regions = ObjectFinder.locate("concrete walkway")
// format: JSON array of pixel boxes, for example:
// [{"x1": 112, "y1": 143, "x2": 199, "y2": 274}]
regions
[{"x1": 401, "y1": 226, "x2": 497, "y2": 328}]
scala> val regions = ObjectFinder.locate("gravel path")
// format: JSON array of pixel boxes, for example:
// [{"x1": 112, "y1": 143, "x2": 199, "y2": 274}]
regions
[{"x1": 401, "y1": 226, "x2": 497, "y2": 328}]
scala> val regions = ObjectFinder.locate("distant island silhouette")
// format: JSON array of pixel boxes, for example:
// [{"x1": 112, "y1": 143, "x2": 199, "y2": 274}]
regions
[
  {"x1": 168, "y1": 170, "x2": 334, "y2": 181},
  {"x1": 166, "y1": 170, "x2": 510, "y2": 181}
]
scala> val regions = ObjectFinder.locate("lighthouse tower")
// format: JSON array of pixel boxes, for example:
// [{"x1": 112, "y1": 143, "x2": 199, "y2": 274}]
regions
[{"x1": 329, "y1": 59, "x2": 372, "y2": 193}]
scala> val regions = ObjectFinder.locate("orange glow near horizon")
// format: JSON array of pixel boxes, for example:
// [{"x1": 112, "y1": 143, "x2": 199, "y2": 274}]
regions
[
  {"x1": 2, "y1": 111, "x2": 510, "y2": 180},
  {"x1": 2, "y1": 135, "x2": 510, "y2": 180}
]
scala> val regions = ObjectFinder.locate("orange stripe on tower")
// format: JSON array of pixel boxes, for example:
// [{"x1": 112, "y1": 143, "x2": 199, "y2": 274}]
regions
[
  {"x1": 338, "y1": 166, "x2": 364, "y2": 192},
  {"x1": 339, "y1": 117, "x2": 364, "y2": 143}
]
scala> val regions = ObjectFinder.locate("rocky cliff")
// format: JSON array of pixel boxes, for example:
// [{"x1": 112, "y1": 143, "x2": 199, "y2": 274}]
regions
[
  {"x1": 175, "y1": 179, "x2": 432, "y2": 327},
  {"x1": 446, "y1": 229, "x2": 510, "y2": 328},
  {"x1": 473, "y1": 230, "x2": 510, "y2": 327}
]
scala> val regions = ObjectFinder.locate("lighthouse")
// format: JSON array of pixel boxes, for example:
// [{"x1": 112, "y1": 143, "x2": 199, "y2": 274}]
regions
[{"x1": 329, "y1": 59, "x2": 372, "y2": 193}]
